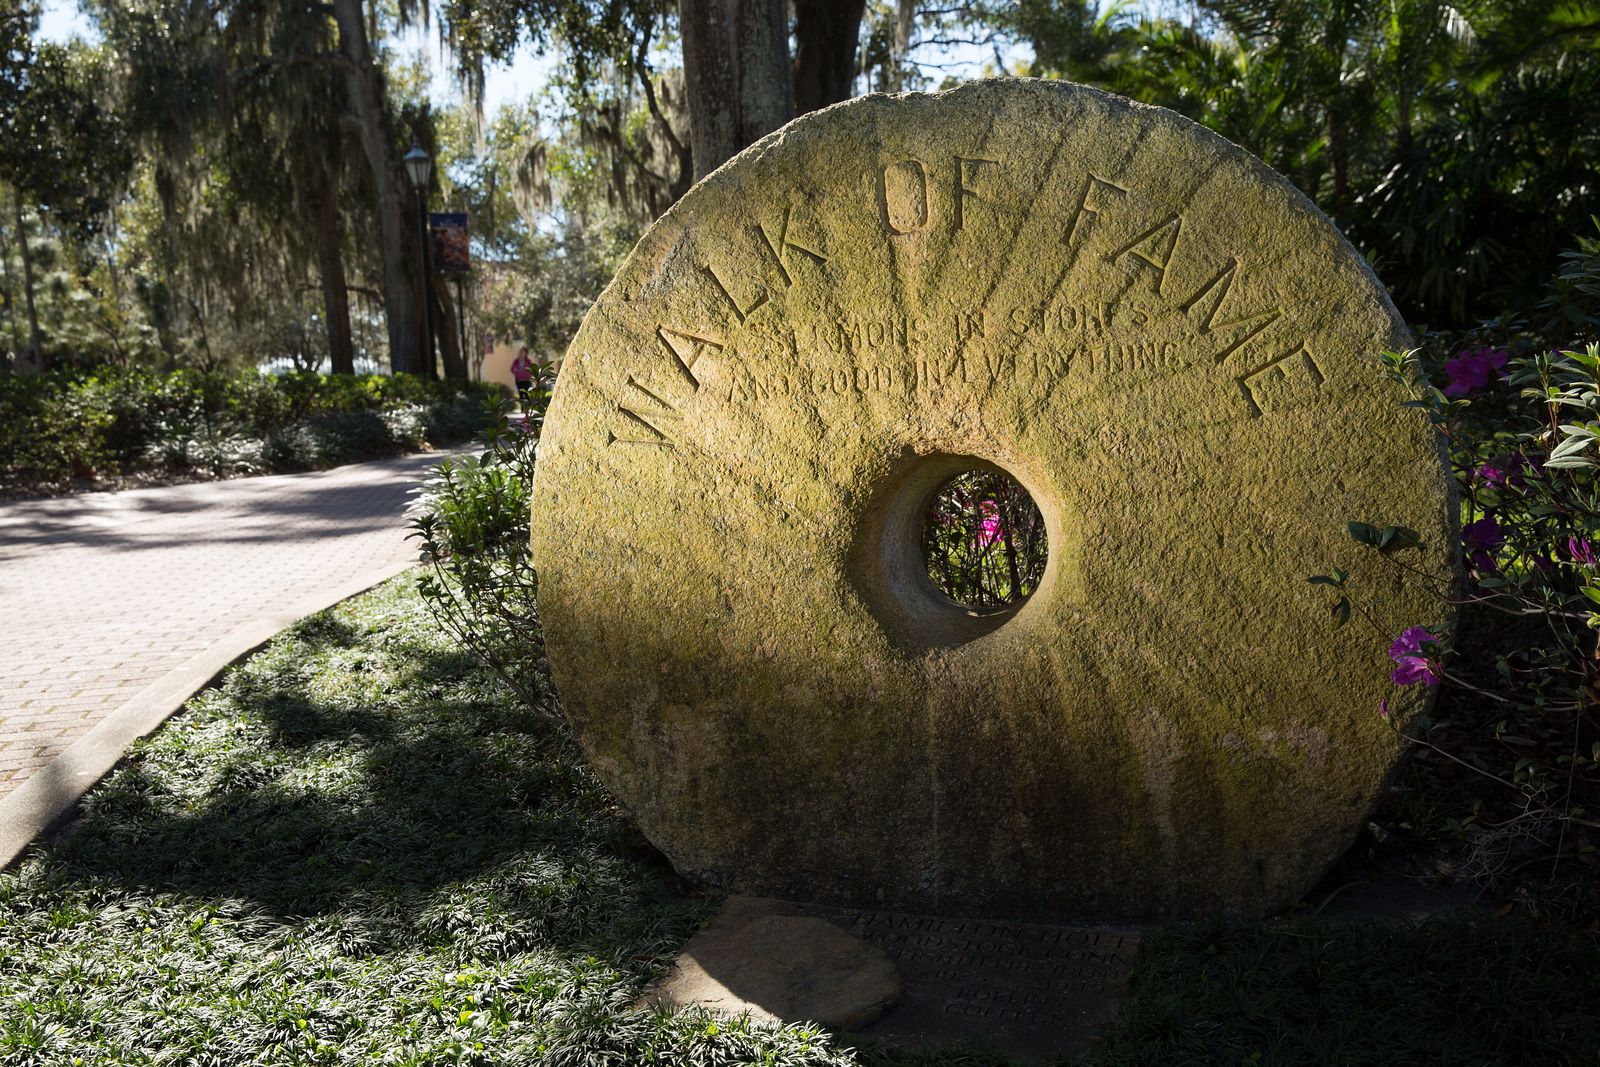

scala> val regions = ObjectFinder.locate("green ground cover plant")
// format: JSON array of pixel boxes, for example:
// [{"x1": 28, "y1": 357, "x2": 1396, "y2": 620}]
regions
[
  {"x1": 0, "y1": 368, "x2": 496, "y2": 497},
  {"x1": 3, "y1": 577, "x2": 1597, "y2": 1066},
  {"x1": 0, "y1": 578, "x2": 850, "y2": 1066}
]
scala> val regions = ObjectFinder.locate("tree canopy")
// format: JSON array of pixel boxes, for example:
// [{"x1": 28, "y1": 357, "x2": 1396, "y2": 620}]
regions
[{"x1": 1, "y1": 0, "x2": 1596, "y2": 376}]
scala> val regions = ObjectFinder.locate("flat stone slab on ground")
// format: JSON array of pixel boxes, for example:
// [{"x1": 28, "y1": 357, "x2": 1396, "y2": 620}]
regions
[
  {"x1": 647, "y1": 896, "x2": 1138, "y2": 1060},
  {"x1": 640, "y1": 896, "x2": 901, "y2": 1030}
]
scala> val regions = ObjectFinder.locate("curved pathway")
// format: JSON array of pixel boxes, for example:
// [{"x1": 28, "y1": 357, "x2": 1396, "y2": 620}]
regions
[{"x1": 0, "y1": 450, "x2": 458, "y2": 864}]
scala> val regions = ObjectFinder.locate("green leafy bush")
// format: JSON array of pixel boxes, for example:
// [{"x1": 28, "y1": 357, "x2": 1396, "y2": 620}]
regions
[
  {"x1": 304, "y1": 408, "x2": 411, "y2": 465},
  {"x1": 922, "y1": 468, "x2": 1048, "y2": 610},
  {"x1": 0, "y1": 372, "x2": 111, "y2": 484},
  {"x1": 1315, "y1": 223, "x2": 1600, "y2": 915},
  {"x1": 0, "y1": 368, "x2": 499, "y2": 494},
  {"x1": 422, "y1": 392, "x2": 489, "y2": 445},
  {"x1": 408, "y1": 372, "x2": 550, "y2": 711}
]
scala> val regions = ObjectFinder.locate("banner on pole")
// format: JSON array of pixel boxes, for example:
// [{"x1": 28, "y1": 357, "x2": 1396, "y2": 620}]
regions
[{"x1": 430, "y1": 212, "x2": 470, "y2": 273}]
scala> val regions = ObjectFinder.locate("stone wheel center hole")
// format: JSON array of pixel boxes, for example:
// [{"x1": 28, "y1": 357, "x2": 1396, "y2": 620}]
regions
[{"x1": 920, "y1": 468, "x2": 1048, "y2": 612}]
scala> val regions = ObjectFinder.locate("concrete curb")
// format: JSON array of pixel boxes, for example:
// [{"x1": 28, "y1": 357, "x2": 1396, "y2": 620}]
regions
[{"x1": 0, "y1": 560, "x2": 420, "y2": 871}]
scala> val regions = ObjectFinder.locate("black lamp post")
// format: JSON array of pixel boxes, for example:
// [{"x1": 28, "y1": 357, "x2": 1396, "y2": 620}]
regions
[{"x1": 402, "y1": 139, "x2": 436, "y2": 378}]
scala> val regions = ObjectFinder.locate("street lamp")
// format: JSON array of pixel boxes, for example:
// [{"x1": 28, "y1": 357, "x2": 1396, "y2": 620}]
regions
[{"x1": 403, "y1": 138, "x2": 437, "y2": 377}]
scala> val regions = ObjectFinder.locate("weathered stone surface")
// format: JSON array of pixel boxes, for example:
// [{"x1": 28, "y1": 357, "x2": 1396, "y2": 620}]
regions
[
  {"x1": 530, "y1": 79, "x2": 1456, "y2": 918},
  {"x1": 639, "y1": 897, "x2": 901, "y2": 1029}
]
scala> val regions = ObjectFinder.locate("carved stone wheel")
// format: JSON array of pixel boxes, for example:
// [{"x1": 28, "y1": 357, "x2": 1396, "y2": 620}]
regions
[{"x1": 530, "y1": 80, "x2": 1455, "y2": 919}]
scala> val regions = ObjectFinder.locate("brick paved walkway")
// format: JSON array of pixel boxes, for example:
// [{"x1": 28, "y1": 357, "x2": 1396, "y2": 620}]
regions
[{"x1": 0, "y1": 451, "x2": 454, "y2": 800}]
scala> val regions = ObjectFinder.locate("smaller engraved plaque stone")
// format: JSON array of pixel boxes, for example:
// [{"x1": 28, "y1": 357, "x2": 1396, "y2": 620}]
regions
[
  {"x1": 653, "y1": 897, "x2": 1140, "y2": 1060},
  {"x1": 814, "y1": 904, "x2": 1139, "y2": 1058}
]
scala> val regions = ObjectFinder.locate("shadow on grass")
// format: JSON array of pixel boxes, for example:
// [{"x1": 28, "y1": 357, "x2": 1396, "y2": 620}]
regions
[
  {"x1": 39, "y1": 601, "x2": 696, "y2": 963},
  {"x1": 21, "y1": 584, "x2": 1600, "y2": 1066},
  {"x1": 1076, "y1": 918, "x2": 1600, "y2": 1066}
]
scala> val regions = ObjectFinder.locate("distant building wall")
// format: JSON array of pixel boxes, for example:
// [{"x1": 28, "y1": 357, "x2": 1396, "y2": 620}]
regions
[{"x1": 479, "y1": 340, "x2": 528, "y2": 393}]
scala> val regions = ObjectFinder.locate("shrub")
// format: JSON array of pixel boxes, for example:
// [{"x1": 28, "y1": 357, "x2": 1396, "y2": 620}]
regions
[
  {"x1": 1315, "y1": 223, "x2": 1600, "y2": 915},
  {"x1": 0, "y1": 372, "x2": 111, "y2": 484},
  {"x1": 0, "y1": 368, "x2": 499, "y2": 494},
  {"x1": 421, "y1": 393, "x2": 487, "y2": 445},
  {"x1": 922, "y1": 468, "x2": 1048, "y2": 609},
  {"x1": 260, "y1": 424, "x2": 320, "y2": 472},
  {"x1": 311, "y1": 408, "x2": 409, "y2": 464},
  {"x1": 408, "y1": 374, "x2": 550, "y2": 711}
]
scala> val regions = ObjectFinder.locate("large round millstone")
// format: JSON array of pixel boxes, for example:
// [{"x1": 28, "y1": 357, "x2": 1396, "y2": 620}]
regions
[{"x1": 529, "y1": 79, "x2": 1455, "y2": 919}]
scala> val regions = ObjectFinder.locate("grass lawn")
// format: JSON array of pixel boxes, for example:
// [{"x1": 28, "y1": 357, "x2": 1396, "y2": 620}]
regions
[{"x1": 2, "y1": 577, "x2": 1597, "y2": 1065}]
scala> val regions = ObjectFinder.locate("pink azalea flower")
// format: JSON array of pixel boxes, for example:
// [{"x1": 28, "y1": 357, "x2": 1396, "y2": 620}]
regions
[
  {"x1": 1476, "y1": 452, "x2": 1534, "y2": 489},
  {"x1": 1443, "y1": 347, "x2": 1509, "y2": 397},
  {"x1": 1462, "y1": 516, "x2": 1504, "y2": 572},
  {"x1": 975, "y1": 500, "x2": 1003, "y2": 547},
  {"x1": 1388, "y1": 626, "x2": 1442, "y2": 687},
  {"x1": 1571, "y1": 536, "x2": 1597, "y2": 567}
]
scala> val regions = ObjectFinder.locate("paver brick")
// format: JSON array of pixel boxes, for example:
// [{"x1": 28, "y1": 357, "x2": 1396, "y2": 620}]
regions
[{"x1": 0, "y1": 451, "x2": 452, "y2": 800}]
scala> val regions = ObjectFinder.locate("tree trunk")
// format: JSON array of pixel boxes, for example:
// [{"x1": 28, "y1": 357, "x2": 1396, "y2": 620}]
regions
[
  {"x1": 331, "y1": 0, "x2": 419, "y2": 375},
  {"x1": 680, "y1": 0, "x2": 741, "y2": 180},
  {"x1": 680, "y1": 0, "x2": 795, "y2": 179},
  {"x1": 892, "y1": 0, "x2": 914, "y2": 90},
  {"x1": 1328, "y1": 107, "x2": 1349, "y2": 222},
  {"x1": 736, "y1": 0, "x2": 793, "y2": 141},
  {"x1": 793, "y1": 0, "x2": 866, "y2": 114},
  {"x1": 433, "y1": 268, "x2": 466, "y2": 381},
  {"x1": 0, "y1": 207, "x2": 21, "y2": 360},
  {"x1": 10, "y1": 189, "x2": 42, "y2": 372},
  {"x1": 312, "y1": 172, "x2": 356, "y2": 375}
]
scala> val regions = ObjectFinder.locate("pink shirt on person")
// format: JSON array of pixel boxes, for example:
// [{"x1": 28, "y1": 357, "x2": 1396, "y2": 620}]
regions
[{"x1": 511, "y1": 354, "x2": 535, "y2": 381}]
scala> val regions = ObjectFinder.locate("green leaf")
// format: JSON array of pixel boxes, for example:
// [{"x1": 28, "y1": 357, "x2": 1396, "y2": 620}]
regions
[
  {"x1": 1376, "y1": 526, "x2": 1422, "y2": 554},
  {"x1": 1331, "y1": 597, "x2": 1350, "y2": 629},
  {"x1": 1348, "y1": 521, "x2": 1383, "y2": 547}
]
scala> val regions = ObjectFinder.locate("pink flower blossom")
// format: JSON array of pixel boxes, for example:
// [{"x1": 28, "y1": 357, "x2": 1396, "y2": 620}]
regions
[
  {"x1": 1474, "y1": 452, "x2": 1533, "y2": 489},
  {"x1": 1443, "y1": 347, "x2": 1509, "y2": 397},
  {"x1": 1570, "y1": 536, "x2": 1597, "y2": 567},
  {"x1": 1462, "y1": 516, "x2": 1504, "y2": 572},
  {"x1": 975, "y1": 500, "x2": 1003, "y2": 547},
  {"x1": 1388, "y1": 626, "x2": 1442, "y2": 687}
]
